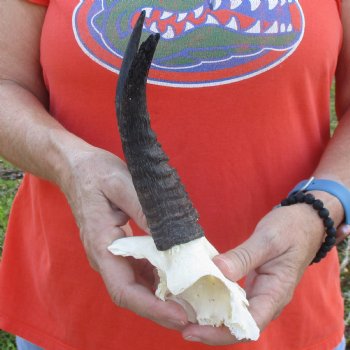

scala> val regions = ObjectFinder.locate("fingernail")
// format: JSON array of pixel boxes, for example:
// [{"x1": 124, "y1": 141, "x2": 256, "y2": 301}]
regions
[
  {"x1": 338, "y1": 225, "x2": 350, "y2": 237},
  {"x1": 213, "y1": 256, "x2": 231, "y2": 274},
  {"x1": 185, "y1": 336, "x2": 201, "y2": 342},
  {"x1": 170, "y1": 319, "x2": 186, "y2": 327},
  {"x1": 343, "y1": 225, "x2": 350, "y2": 235}
]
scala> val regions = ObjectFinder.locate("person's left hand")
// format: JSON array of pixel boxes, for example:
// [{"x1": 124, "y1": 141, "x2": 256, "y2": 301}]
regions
[{"x1": 181, "y1": 202, "x2": 347, "y2": 345}]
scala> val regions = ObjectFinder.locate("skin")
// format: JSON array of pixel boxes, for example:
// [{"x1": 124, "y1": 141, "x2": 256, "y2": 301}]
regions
[{"x1": 0, "y1": 0, "x2": 349, "y2": 346}]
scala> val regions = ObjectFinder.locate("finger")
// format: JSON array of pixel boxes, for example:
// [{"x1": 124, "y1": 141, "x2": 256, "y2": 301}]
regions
[
  {"x1": 247, "y1": 293, "x2": 281, "y2": 331},
  {"x1": 83, "y1": 225, "x2": 128, "y2": 271},
  {"x1": 99, "y1": 252, "x2": 188, "y2": 330},
  {"x1": 213, "y1": 232, "x2": 279, "y2": 282},
  {"x1": 129, "y1": 258, "x2": 156, "y2": 289},
  {"x1": 336, "y1": 224, "x2": 350, "y2": 245},
  {"x1": 121, "y1": 222, "x2": 133, "y2": 236},
  {"x1": 103, "y1": 173, "x2": 149, "y2": 233},
  {"x1": 182, "y1": 324, "x2": 240, "y2": 346},
  {"x1": 78, "y1": 195, "x2": 129, "y2": 237},
  {"x1": 245, "y1": 259, "x2": 296, "y2": 331},
  {"x1": 112, "y1": 208, "x2": 129, "y2": 227}
]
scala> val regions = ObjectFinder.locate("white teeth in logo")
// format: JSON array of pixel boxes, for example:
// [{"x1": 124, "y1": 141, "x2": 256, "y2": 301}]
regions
[
  {"x1": 142, "y1": 7, "x2": 153, "y2": 18},
  {"x1": 268, "y1": 0, "x2": 278, "y2": 10},
  {"x1": 176, "y1": 12, "x2": 187, "y2": 22},
  {"x1": 246, "y1": 20, "x2": 261, "y2": 33},
  {"x1": 150, "y1": 22, "x2": 159, "y2": 33},
  {"x1": 160, "y1": 11, "x2": 173, "y2": 20},
  {"x1": 194, "y1": 6, "x2": 204, "y2": 19},
  {"x1": 212, "y1": 0, "x2": 222, "y2": 10},
  {"x1": 230, "y1": 0, "x2": 242, "y2": 10},
  {"x1": 265, "y1": 20, "x2": 278, "y2": 33},
  {"x1": 280, "y1": 23, "x2": 286, "y2": 32},
  {"x1": 249, "y1": 0, "x2": 261, "y2": 11},
  {"x1": 287, "y1": 23, "x2": 292, "y2": 32},
  {"x1": 280, "y1": 0, "x2": 286, "y2": 5},
  {"x1": 206, "y1": 14, "x2": 219, "y2": 25},
  {"x1": 226, "y1": 17, "x2": 238, "y2": 30},
  {"x1": 185, "y1": 22, "x2": 195, "y2": 31},
  {"x1": 162, "y1": 25, "x2": 175, "y2": 39}
]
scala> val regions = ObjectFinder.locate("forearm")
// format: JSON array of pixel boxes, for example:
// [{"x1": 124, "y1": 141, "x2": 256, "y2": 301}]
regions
[
  {"x1": 309, "y1": 107, "x2": 350, "y2": 226},
  {"x1": 314, "y1": 109, "x2": 350, "y2": 184},
  {"x1": 0, "y1": 80, "x2": 94, "y2": 188},
  {"x1": 311, "y1": 0, "x2": 350, "y2": 225}
]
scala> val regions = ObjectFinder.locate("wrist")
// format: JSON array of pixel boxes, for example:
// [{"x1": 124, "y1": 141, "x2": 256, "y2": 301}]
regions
[
  {"x1": 290, "y1": 177, "x2": 349, "y2": 227},
  {"x1": 307, "y1": 190, "x2": 344, "y2": 227},
  {"x1": 280, "y1": 190, "x2": 340, "y2": 263},
  {"x1": 47, "y1": 127, "x2": 96, "y2": 191}
]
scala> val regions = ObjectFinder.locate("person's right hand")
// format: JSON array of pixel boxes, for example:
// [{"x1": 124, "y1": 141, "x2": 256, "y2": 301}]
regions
[{"x1": 59, "y1": 145, "x2": 188, "y2": 330}]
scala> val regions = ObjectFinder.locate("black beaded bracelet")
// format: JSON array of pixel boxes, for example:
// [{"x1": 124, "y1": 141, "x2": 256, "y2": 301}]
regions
[{"x1": 280, "y1": 192, "x2": 337, "y2": 264}]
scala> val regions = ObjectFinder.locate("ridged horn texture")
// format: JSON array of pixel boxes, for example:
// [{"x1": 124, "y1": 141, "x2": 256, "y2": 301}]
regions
[{"x1": 115, "y1": 11, "x2": 204, "y2": 251}]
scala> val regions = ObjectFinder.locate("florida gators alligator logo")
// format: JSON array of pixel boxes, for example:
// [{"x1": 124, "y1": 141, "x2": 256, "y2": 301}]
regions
[{"x1": 73, "y1": 0, "x2": 305, "y2": 87}]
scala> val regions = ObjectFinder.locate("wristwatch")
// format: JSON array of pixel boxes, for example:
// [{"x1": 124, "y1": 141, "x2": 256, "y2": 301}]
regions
[{"x1": 289, "y1": 177, "x2": 350, "y2": 225}]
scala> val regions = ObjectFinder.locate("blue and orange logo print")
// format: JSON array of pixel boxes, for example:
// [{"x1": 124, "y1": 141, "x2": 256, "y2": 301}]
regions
[{"x1": 73, "y1": 0, "x2": 305, "y2": 87}]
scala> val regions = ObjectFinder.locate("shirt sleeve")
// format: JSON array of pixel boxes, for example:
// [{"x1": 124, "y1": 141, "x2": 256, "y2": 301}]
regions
[{"x1": 26, "y1": 0, "x2": 49, "y2": 6}]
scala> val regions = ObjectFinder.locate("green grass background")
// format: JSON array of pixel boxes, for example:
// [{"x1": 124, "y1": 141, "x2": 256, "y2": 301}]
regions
[
  {"x1": 0, "y1": 159, "x2": 21, "y2": 349},
  {"x1": 0, "y1": 85, "x2": 349, "y2": 349}
]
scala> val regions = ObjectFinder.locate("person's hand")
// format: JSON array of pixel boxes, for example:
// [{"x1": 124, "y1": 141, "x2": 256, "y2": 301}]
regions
[
  {"x1": 59, "y1": 145, "x2": 188, "y2": 330},
  {"x1": 336, "y1": 223, "x2": 350, "y2": 244},
  {"x1": 181, "y1": 202, "x2": 342, "y2": 345}
]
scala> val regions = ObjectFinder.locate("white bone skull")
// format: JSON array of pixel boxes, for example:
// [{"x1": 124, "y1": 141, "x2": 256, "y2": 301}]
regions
[{"x1": 108, "y1": 236, "x2": 260, "y2": 341}]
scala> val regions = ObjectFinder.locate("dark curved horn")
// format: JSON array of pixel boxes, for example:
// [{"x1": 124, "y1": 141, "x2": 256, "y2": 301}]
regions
[
  {"x1": 116, "y1": 10, "x2": 145, "y2": 119},
  {"x1": 115, "y1": 12, "x2": 204, "y2": 251}
]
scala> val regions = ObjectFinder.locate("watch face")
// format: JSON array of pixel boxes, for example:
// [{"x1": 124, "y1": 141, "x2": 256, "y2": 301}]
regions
[{"x1": 73, "y1": 0, "x2": 305, "y2": 87}]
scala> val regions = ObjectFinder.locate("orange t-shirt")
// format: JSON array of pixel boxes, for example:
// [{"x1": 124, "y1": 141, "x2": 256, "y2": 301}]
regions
[{"x1": 0, "y1": 1, "x2": 344, "y2": 349}]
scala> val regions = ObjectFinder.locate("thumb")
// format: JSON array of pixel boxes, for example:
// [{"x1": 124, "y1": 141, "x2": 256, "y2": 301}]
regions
[
  {"x1": 105, "y1": 174, "x2": 150, "y2": 234},
  {"x1": 118, "y1": 190, "x2": 150, "y2": 234},
  {"x1": 213, "y1": 233, "x2": 273, "y2": 282}
]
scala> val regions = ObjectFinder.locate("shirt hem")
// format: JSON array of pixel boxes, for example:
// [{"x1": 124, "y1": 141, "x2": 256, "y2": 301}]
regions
[
  {"x1": 0, "y1": 314, "x2": 76, "y2": 350},
  {"x1": 302, "y1": 325, "x2": 345, "y2": 350},
  {"x1": 0, "y1": 313, "x2": 345, "y2": 350}
]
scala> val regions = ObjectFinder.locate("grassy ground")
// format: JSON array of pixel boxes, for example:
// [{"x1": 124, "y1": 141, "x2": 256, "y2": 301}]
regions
[
  {"x1": 0, "y1": 159, "x2": 22, "y2": 349},
  {"x1": 0, "y1": 86, "x2": 349, "y2": 349}
]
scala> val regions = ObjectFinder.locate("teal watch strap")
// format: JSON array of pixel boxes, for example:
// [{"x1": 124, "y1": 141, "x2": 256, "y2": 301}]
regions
[{"x1": 290, "y1": 177, "x2": 350, "y2": 225}]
